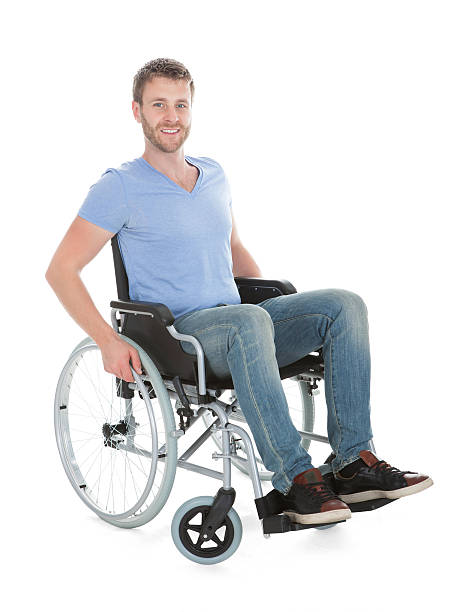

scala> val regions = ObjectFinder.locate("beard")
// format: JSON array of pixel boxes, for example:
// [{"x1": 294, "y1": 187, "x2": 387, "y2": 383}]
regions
[{"x1": 140, "y1": 114, "x2": 191, "y2": 153}]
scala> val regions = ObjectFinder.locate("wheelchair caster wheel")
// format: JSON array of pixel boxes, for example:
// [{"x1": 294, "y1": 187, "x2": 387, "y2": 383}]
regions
[{"x1": 171, "y1": 496, "x2": 242, "y2": 565}]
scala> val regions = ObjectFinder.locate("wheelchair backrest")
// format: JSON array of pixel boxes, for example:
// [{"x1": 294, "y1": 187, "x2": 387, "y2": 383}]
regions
[{"x1": 111, "y1": 234, "x2": 130, "y2": 301}]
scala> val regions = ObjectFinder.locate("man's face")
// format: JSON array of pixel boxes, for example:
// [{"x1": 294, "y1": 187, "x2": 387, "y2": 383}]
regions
[{"x1": 135, "y1": 76, "x2": 192, "y2": 153}]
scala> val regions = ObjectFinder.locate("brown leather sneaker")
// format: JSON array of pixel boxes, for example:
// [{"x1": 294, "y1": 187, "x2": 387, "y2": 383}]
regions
[
  {"x1": 282, "y1": 467, "x2": 351, "y2": 525},
  {"x1": 333, "y1": 451, "x2": 434, "y2": 503}
]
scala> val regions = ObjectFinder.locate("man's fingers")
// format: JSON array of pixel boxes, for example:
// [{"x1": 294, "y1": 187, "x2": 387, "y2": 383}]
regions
[
  {"x1": 100, "y1": 339, "x2": 142, "y2": 383},
  {"x1": 120, "y1": 366, "x2": 134, "y2": 384},
  {"x1": 129, "y1": 348, "x2": 142, "y2": 375}
]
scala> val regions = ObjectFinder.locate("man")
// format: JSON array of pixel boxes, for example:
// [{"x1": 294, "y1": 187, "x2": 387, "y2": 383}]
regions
[{"x1": 46, "y1": 58, "x2": 433, "y2": 526}]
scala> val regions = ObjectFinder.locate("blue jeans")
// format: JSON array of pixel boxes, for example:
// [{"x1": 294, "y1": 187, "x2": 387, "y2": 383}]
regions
[{"x1": 173, "y1": 289, "x2": 373, "y2": 494}]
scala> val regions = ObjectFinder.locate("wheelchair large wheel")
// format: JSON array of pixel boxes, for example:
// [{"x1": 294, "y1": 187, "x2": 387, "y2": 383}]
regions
[
  {"x1": 54, "y1": 336, "x2": 177, "y2": 528},
  {"x1": 203, "y1": 376, "x2": 315, "y2": 481}
]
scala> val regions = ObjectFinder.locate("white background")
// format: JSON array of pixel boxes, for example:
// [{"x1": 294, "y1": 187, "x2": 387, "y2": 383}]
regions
[{"x1": 2, "y1": 1, "x2": 449, "y2": 610}]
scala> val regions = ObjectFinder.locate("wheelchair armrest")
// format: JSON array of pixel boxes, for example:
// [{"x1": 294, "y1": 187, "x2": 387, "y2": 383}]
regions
[
  {"x1": 110, "y1": 299, "x2": 175, "y2": 326},
  {"x1": 234, "y1": 277, "x2": 297, "y2": 304}
]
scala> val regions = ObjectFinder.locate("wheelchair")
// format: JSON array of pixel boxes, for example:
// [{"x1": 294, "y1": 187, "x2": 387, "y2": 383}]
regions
[{"x1": 54, "y1": 235, "x2": 388, "y2": 564}]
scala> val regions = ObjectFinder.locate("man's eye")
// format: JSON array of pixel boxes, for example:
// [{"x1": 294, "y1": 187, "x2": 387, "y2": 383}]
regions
[{"x1": 153, "y1": 103, "x2": 187, "y2": 108}]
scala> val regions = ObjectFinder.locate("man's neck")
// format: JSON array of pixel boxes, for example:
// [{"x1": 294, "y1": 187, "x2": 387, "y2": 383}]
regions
[{"x1": 142, "y1": 145, "x2": 188, "y2": 180}]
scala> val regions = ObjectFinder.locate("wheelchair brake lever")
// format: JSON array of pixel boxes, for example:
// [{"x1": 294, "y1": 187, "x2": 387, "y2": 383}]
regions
[{"x1": 173, "y1": 375, "x2": 194, "y2": 431}]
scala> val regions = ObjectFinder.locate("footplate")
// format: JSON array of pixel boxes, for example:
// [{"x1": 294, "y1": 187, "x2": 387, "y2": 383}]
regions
[
  {"x1": 262, "y1": 513, "x2": 346, "y2": 534},
  {"x1": 255, "y1": 488, "x2": 346, "y2": 535},
  {"x1": 347, "y1": 498, "x2": 395, "y2": 512}
]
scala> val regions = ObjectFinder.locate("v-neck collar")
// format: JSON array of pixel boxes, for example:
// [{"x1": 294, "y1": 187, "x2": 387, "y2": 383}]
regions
[{"x1": 137, "y1": 155, "x2": 203, "y2": 197}]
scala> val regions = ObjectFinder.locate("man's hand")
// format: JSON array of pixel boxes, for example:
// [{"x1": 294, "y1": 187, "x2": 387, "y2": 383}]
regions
[{"x1": 99, "y1": 332, "x2": 142, "y2": 383}]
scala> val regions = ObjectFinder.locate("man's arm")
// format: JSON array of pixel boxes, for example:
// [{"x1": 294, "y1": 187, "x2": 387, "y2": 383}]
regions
[
  {"x1": 230, "y1": 211, "x2": 263, "y2": 278},
  {"x1": 45, "y1": 216, "x2": 142, "y2": 382}
]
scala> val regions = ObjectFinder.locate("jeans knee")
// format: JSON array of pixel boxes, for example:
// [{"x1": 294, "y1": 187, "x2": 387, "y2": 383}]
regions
[
  {"x1": 328, "y1": 289, "x2": 368, "y2": 320},
  {"x1": 229, "y1": 304, "x2": 275, "y2": 346}
]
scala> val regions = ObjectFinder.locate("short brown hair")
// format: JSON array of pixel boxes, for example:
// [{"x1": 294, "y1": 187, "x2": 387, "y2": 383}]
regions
[{"x1": 132, "y1": 58, "x2": 195, "y2": 106}]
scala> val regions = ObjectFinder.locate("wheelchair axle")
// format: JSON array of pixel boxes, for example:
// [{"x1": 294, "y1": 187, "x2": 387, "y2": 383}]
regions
[
  {"x1": 102, "y1": 416, "x2": 139, "y2": 449},
  {"x1": 102, "y1": 419, "x2": 129, "y2": 448}
]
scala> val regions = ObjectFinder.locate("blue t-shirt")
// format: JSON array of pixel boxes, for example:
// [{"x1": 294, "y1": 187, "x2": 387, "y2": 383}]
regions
[{"x1": 78, "y1": 155, "x2": 242, "y2": 319}]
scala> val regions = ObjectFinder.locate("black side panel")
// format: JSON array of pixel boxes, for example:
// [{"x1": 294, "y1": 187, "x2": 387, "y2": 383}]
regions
[{"x1": 121, "y1": 312, "x2": 200, "y2": 384}]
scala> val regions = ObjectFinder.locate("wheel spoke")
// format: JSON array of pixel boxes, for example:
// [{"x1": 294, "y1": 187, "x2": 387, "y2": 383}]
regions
[{"x1": 211, "y1": 533, "x2": 223, "y2": 546}]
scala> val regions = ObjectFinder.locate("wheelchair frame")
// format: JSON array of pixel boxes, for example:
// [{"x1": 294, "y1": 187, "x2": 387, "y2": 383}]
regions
[{"x1": 54, "y1": 235, "x2": 383, "y2": 565}]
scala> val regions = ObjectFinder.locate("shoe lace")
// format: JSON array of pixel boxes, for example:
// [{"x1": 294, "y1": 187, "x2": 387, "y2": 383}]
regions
[
  {"x1": 302, "y1": 481, "x2": 338, "y2": 503},
  {"x1": 368, "y1": 460, "x2": 415, "y2": 478}
]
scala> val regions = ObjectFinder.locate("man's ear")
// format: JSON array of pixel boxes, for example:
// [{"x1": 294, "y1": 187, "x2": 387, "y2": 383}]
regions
[{"x1": 132, "y1": 101, "x2": 141, "y2": 123}]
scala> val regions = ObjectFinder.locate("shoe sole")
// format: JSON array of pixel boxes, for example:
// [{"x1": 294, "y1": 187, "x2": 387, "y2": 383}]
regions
[
  {"x1": 338, "y1": 477, "x2": 434, "y2": 503},
  {"x1": 283, "y1": 507, "x2": 351, "y2": 525}
]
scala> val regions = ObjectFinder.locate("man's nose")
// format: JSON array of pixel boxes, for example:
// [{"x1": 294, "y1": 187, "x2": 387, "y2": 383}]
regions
[{"x1": 164, "y1": 105, "x2": 179, "y2": 122}]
